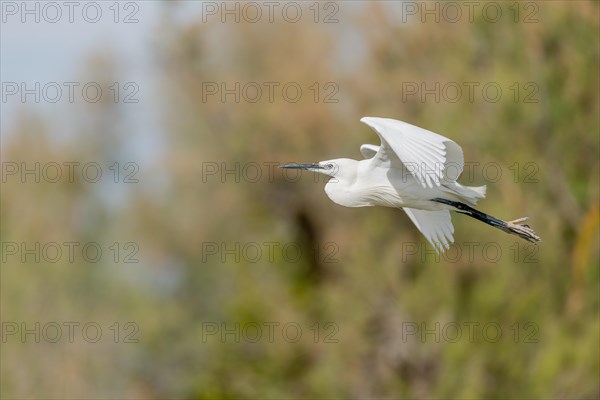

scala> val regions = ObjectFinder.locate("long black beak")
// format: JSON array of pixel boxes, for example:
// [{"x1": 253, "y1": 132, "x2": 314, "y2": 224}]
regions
[{"x1": 279, "y1": 163, "x2": 322, "y2": 170}]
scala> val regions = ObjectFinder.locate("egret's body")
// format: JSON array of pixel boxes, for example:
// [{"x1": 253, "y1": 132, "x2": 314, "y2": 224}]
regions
[
  {"x1": 322, "y1": 159, "x2": 475, "y2": 210},
  {"x1": 281, "y1": 117, "x2": 540, "y2": 253}
]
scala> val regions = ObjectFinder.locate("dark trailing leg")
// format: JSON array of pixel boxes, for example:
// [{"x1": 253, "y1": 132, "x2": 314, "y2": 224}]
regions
[{"x1": 431, "y1": 198, "x2": 541, "y2": 243}]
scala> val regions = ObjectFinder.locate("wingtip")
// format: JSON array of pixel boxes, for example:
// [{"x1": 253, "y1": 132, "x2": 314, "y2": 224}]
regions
[{"x1": 360, "y1": 116, "x2": 386, "y2": 125}]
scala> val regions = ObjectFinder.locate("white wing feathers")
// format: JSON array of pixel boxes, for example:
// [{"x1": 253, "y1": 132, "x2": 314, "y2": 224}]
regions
[
  {"x1": 360, "y1": 117, "x2": 464, "y2": 188},
  {"x1": 403, "y1": 208, "x2": 454, "y2": 253},
  {"x1": 360, "y1": 144, "x2": 380, "y2": 159},
  {"x1": 359, "y1": 117, "x2": 466, "y2": 252}
]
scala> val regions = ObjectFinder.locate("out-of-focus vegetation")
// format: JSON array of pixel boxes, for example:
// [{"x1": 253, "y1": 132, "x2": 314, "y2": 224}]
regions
[{"x1": 1, "y1": 1, "x2": 599, "y2": 398}]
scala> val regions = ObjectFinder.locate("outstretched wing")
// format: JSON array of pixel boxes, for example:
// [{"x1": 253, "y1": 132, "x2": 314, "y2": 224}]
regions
[
  {"x1": 360, "y1": 117, "x2": 464, "y2": 188},
  {"x1": 403, "y1": 208, "x2": 454, "y2": 253}
]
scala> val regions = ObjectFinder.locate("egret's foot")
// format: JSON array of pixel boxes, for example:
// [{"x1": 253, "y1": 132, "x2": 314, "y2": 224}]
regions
[
  {"x1": 505, "y1": 217, "x2": 541, "y2": 243},
  {"x1": 430, "y1": 198, "x2": 542, "y2": 244}
]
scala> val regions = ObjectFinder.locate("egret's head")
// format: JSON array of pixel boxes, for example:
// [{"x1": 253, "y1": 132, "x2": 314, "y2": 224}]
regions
[{"x1": 279, "y1": 158, "x2": 356, "y2": 180}]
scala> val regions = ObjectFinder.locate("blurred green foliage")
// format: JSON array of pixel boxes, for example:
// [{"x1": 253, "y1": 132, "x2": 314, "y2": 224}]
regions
[{"x1": 1, "y1": 1, "x2": 599, "y2": 398}]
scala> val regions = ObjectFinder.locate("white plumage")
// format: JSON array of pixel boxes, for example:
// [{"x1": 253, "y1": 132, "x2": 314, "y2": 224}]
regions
[{"x1": 281, "y1": 117, "x2": 540, "y2": 253}]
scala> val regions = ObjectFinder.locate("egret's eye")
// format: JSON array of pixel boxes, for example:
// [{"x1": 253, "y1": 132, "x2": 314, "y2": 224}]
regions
[{"x1": 326, "y1": 163, "x2": 334, "y2": 170}]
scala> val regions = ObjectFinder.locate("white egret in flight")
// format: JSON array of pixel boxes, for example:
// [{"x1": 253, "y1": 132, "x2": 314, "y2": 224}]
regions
[{"x1": 280, "y1": 117, "x2": 540, "y2": 253}]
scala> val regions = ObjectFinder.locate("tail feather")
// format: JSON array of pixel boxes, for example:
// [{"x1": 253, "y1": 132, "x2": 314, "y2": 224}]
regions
[
  {"x1": 445, "y1": 183, "x2": 487, "y2": 207},
  {"x1": 468, "y1": 185, "x2": 487, "y2": 198}
]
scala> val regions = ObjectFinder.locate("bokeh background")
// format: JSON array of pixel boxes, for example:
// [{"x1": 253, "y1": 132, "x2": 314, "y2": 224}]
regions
[{"x1": 1, "y1": 1, "x2": 599, "y2": 398}]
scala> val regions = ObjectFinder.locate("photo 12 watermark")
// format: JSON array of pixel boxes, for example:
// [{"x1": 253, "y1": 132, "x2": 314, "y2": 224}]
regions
[
  {"x1": 201, "y1": 241, "x2": 339, "y2": 264},
  {"x1": 2, "y1": 82, "x2": 140, "y2": 104},
  {"x1": 198, "y1": 1, "x2": 339, "y2": 24},
  {"x1": 1, "y1": 162, "x2": 139, "y2": 184},
  {"x1": 400, "y1": 81, "x2": 539, "y2": 104},
  {"x1": 1, "y1": 321, "x2": 140, "y2": 343},
  {"x1": 1, "y1": 241, "x2": 140, "y2": 264},
  {"x1": 396, "y1": 2, "x2": 539, "y2": 24},
  {"x1": 400, "y1": 241, "x2": 539, "y2": 263},
  {"x1": 200, "y1": 81, "x2": 339, "y2": 104},
  {"x1": 200, "y1": 321, "x2": 339, "y2": 343},
  {"x1": 400, "y1": 321, "x2": 539, "y2": 343},
  {"x1": 1, "y1": 1, "x2": 140, "y2": 24},
  {"x1": 201, "y1": 162, "x2": 333, "y2": 184}
]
